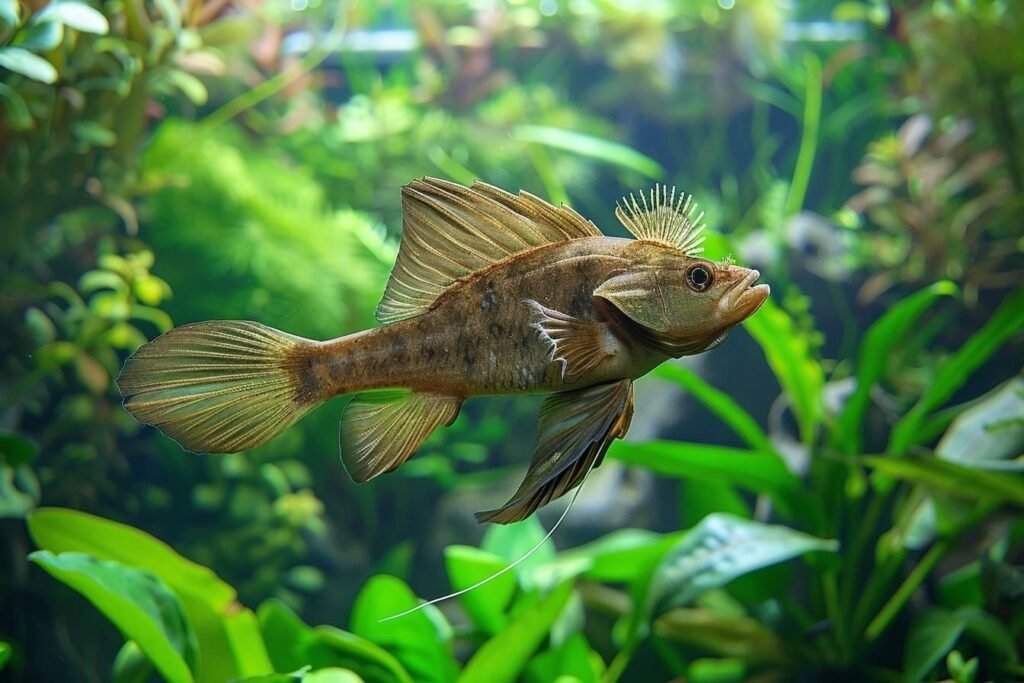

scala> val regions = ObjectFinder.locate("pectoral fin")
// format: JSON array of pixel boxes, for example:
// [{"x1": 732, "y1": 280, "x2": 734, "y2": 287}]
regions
[
  {"x1": 476, "y1": 379, "x2": 634, "y2": 524},
  {"x1": 340, "y1": 391, "x2": 462, "y2": 482},
  {"x1": 525, "y1": 299, "x2": 618, "y2": 380}
]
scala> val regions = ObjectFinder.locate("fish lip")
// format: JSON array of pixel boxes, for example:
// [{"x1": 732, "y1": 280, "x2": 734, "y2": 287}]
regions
[{"x1": 721, "y1": 269, "x2": 770, "y2": 319}]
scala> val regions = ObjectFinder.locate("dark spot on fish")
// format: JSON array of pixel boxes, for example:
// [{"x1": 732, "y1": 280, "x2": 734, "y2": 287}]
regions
[
  {"x1": 481, "y1": 292, "x2": 498, "y2": 310},
  {"x1": 489, "y1": 322, "x2": 504, "y2": 337},
  {"x1": 421, "y1": 345, "x2": 436, "y2": 361},
  {"x1": 293, "y1": 356, "x2": 320, "y2": 404}
]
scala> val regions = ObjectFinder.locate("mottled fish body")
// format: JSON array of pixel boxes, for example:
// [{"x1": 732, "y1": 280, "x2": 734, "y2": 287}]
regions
[{"x1": 118, "y1": 179, "x2": 769, "y2": 523}]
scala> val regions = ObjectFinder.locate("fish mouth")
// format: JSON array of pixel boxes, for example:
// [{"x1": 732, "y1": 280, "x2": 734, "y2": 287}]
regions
[{"x1": 721, "y1": 268, "x2": 770, "y2": 321}]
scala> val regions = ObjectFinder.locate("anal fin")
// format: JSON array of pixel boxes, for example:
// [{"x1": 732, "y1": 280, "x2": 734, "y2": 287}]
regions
[
  {"x1": 525, "y1": 299, "x2": 618, "y2": 380},
  {"x1": 341, "y1": 391, "x2": 462, "y2": 482},
  {"x1": 476, "y1": 379, "x2": 634, "y2": 524}
]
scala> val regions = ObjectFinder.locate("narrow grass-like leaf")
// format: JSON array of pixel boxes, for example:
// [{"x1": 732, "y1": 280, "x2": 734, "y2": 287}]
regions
[
  {"x1": 30, "y1": 551, "x2": 196, "y2": 683},
  {"x1": 608, "y1": 441, "x2": 814, "y2": 521},
  {"x1": 512, "y1": 125, "x2": 663, "y2": 179},
  {"x1": 653, "y1": 364, "x2": 776, "y2": 454},
  {"x1": 890, "y1": 287, "x2": 1024, "y2": 455},
  {"x1": 654, "y1": 608, "x2": 790, "y2": 664},
  {"x1": 457, "y1": 581, "x2": 573, "y2": 683},
  {"x1": 835, "y1": 281, "x2": 957, "y2": 454},
  {"x1": 863, "y1": 456, "x2": 1024, "y2": 507},
  {"x1": 743, "y1": 297, "x2": 824, "y2": 445}
]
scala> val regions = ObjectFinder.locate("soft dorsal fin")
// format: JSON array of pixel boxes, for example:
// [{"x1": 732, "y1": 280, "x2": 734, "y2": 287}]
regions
[
  {"x1": 615, "y1": 185, "x2": 706, "y2": 256},
  {"x1": 376, "y1": 178, "x2": 601, "y2": 324}
]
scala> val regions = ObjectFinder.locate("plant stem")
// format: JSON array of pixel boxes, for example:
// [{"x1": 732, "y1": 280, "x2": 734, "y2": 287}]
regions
[
  {"x1": 785, "y1": 51, "x2": 822, "y2": 216},
  {"x1": 822, "y1": 570, "x2": 848, "y2": 663},
  {"x1": 865, "y1": 539, "x2": 947, "y2": 642},
  {"x1": 603, "y1": 638, "x2": 639, "y2": 683}
]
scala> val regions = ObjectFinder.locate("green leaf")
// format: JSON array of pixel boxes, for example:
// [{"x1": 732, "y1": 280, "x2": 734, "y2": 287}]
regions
[
  {"x1": 12, "y1": 20, "x2": 63, "y2": 51},
  {"x1": 904, "y1": 608, "x2": 967, "y2": 683},
  {"x1": 165, "y1": 68, "x2": 208, "y2": 105},
  {"x1": 608, "y1": 441, "x2": 814, "y2": 521},
  {"x1": 526, "y1": 632, "x2": 599, "y2": 683},
  {"x1": 443, "y1": 545, "x2": 516, "y2": 634},
  {"x1": 743, "y1": 296, "x2": 824, "y2": 444},
  {"x1": 0, "y1": 431, "x2": 38, "y2": 467},
  {"x1": 512, "y1": 125, "x2": 663, "y2": 179},
  {"x1": 0, "y1": 82, "x2": 32, "y2": 130},
  {"x1": 0, "y1": 641, "x2": 12, "y2": 671},
  {"x1": 936, "y1": 377, "x2": 1023, "y2": 469},
  {"x1": 29, "y1": 551, "x2": 196, "y2": 683},
  {"x1": 835, "y1": 281, "x2": 957, "y2": 454},
  {"x1": 890, "y1": 288, "x2": 1024, "y2": 455},
  {"x1": 863, "y1": 456, "x2": 1024, "y2": 508},
  {"x1": 549, "y1": 529, "x2": 682, "y2": 584},
  {"x1": 0, "y1": 0, "x2": 19, "y2": 27},
  {"x1": 458, "y1": 582, "x2": 573, "y2": 683},
  {"x1": 653, "y1": 608, "x2": 790, "y2": 664},
  {"x1": 481, "y1": 516, "x2": 557, "y2": 589},
  {"x1": 37, "y1": 1, "x2": 109, "y2": 34},
  {"x1": 0, "y1": 47, "x2": 57, "y2": 83},
  {"x1": 652, "y1": 364, "x2": 776, "y2": 454},
  {"x1": 349, "y1": 576, "x2": 457, "y2": 683},
  {"x1": 113, "y1": 641, "x2": 154, "y2": 683},
  {"x1": 27, "y1": 508, "x2": 271, "y2": 681},
  {"x1": 257, "y1": 599, "x2": 412, "y2": 683},
  {"x1": 72, "y1": 120, "x2": 117, "y2": 147},
  {"x1": 647, "y1": 514, "x2": 837, "y2": 617}
]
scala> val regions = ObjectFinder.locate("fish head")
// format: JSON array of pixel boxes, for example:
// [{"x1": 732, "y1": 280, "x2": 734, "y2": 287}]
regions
[{"x1": 594, "y1": 249, "x2": 769, "y2": 357}]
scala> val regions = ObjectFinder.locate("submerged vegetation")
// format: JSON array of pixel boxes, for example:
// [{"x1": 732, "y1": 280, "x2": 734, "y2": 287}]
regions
[{"x1": 2, "y1": 1, "x2": 1022, "y2": 682}]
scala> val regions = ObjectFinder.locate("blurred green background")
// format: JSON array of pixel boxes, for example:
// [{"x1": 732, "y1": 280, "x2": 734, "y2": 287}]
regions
[{"x1": 1, "y1": 1, "x2": 1023, "y2": 681}]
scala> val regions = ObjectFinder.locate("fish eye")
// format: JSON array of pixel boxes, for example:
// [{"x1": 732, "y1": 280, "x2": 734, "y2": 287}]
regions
[{"x1": 686, "y1": 264, "x2": 713, "y2": 292}]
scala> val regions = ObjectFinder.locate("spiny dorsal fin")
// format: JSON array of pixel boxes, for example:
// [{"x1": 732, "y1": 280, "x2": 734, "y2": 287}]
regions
[
  {"x1": 376, "y1": 178, "x2": 601, "y2": 324},
  {"x1": 615, "y1": 185, "x2": 706, "y2": 256}
]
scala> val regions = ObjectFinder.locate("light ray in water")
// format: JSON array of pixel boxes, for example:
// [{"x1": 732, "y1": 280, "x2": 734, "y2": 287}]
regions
[{"x1": 378, "y1": 460, "x2": 595, "y2": 623}]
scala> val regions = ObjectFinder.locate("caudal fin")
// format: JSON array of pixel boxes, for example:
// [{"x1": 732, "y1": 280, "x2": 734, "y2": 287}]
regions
[{"x1": 117, "y1": 321, "x2": 318, "y2": 453}]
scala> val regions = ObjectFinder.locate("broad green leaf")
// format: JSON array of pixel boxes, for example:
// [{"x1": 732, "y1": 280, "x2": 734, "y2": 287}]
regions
[
  {"x1": 936, "y1": 377, "x2": 1023, "y2": 469},
  {"x1": 257, "y1": 599, "x2": 412, "y2": 683},
  {"x1": 743, "y1": 297, "x2": 824, "y2": 445},
  {"x1": 0, "y1": 431, "x2": 38, "y2": 467},
  {"x1": 526, "y1": 633, "x2": 600, "y2": 683},
  {"x1": 30, "y1": 551, "x2": 196, "y2": 683},
  {"x1": 443, "y1": 545, "x2": 516, "y2": 634},
  {"x1": 512, "y1": 125, "x2": 663, "y2": 179},
  {"x1": 112, "y1": 641, "x2": 153, "y2": 683},
  {"x1": 0, "y1": 0, "x2": 19, "y2": 27},
  {"x1": 608, "y1": 441, "x2": 814, "y2": 521},
  {"x1": 547, "y1": 529, "x2": 682, "y2": 584},
  {"x1": 350, "y1": 576, "x2": 457, "y2": 683},
  {"x1": 28, "y1": 508, "x2": 271, "y2": 681},
  {"x1": 647, "y1": 514, "x2": 837, "y2": 617},
  {"x1": 458, "y1": 581, "x2": 573, "y2": 683},
  {"x1": 653, "y1": 364, "x2": 776, "y2": 454},
  {"x1": 0, "y1": 641, "x2": 11, "y2": 671},
  {"x1": 835, "y1": 281, "x2": 957, "y2": 454},
  {"x1": 12, "y1": 20, "x2": 63, "y2": 50},
  {"x1": 890, "y1": 287, "x2": 1024, "y2": 455},
  {"x1": 37, "y1": 1, "x2": 109, "y2": 34},
  {"x1": 0, "y1": 47, "x2": 57, "y2": 83},
  {"x1": 653, "y1": 608, "x2": 789, "y2": 664},
  {"x1": 863, "y1": 456, "x2": 1024, "y2": 508},
  {"x1": 0, "y1": 82, "x2": 32, "y2": 130},
  {"x1": 688, "y1": 658, "x2": 745, "y2": 683},
  {"x1": 903, "y1": 608, "x2": 967, "y2": 683},
  {"x1": 482, "y1": 515, "x2": 556, "y2": 589},
  {"x1": 28, "y1": 508, "x2": 234, "y2": 610}
]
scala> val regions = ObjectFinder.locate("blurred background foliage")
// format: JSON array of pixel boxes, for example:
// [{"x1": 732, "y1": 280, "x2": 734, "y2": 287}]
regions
[{"x1": 1, "y1": 0, "x2": 1023, "y2": 681}]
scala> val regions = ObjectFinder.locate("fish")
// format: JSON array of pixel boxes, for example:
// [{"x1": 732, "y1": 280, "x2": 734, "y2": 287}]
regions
[{"x1": 117, "y1": 178, "x2": 769, "y2": 524}]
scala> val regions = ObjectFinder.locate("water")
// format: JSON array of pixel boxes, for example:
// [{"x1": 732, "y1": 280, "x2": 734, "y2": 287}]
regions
[{"x1": 2, "y1": 1, "x2": 1022, "y2": 681}]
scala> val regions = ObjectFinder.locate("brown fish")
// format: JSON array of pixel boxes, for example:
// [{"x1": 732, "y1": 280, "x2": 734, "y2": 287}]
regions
[{"x1": 117, "y1": 178, "x2": 769, "y2": 523}]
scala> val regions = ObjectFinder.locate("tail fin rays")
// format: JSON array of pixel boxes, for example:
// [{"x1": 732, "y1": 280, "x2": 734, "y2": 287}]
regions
[{"x1": 117, "y1": 321, "x2": 317, "y2": 453}]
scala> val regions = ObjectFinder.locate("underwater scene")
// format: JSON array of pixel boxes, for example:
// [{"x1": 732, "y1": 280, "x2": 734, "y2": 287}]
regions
[{"x1": 2, "y1": 0, "x2": 1023, "y2": 681}]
